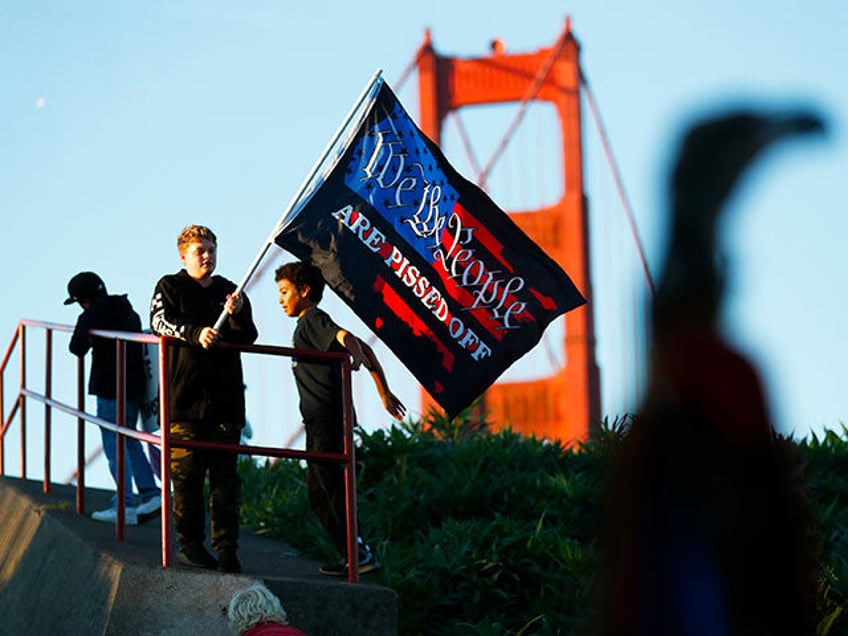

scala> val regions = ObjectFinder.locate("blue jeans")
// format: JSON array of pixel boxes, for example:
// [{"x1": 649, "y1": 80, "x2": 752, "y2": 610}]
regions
[{"x1": 97, "y1": 397, "x2": 159, "y2": 508}]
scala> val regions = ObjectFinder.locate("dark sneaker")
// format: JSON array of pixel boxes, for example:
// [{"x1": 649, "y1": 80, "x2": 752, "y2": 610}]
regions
[
  {"x1": 135, "y1": 495, "x2": 162, "y2": 524},
  {"x1": 358, "y1": 543, "x2": 381, "y2": 575},
  {"x1": 319, "y1": 544, "x2": 380, "y2": 576},
  {"x1": 319, "y1": 559, "x2": 347, "y2": 576},
  {"x1": 176, "y1": 545, "x2": 218, "y2": 569},
  {"x1": 217, "y1": 551, "x2": 241, "y2": 574}
]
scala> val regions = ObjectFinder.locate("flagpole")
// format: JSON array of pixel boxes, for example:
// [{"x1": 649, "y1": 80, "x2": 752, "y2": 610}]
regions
[{"x1": 212, "y1": 69, "x2": 384, "y2": 331}]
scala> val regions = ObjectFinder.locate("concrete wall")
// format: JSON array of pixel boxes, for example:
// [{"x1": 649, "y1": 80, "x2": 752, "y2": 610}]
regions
[{"x1": 0, "y1": 478, "x2": 397, "y2": 636}]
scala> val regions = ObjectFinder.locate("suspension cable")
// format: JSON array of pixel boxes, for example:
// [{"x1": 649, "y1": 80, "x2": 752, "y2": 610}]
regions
[
  {"x1": 579, "y1": 67, "x2": 655, "y2": 297},
  {"x1": 476, "y1": 28, "x2": 570, "y2": 189},
  {"x1": 394, "y1": 37, "x2": 428, "y2": 91},
  {"x1": 64, "y1": 444, "x2": 103, "y2": 485},
  {"x1": 449, "y1": 111, "x2": 485, "y2": 185}
]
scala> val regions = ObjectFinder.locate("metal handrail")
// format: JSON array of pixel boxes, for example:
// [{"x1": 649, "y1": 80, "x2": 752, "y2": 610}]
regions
[{"x1": 0, "y1": 319, "x2": 361, "y2": 582}]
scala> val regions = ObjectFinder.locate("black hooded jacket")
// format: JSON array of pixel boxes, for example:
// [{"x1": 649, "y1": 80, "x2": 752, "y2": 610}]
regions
[
  {"x1": 150, "y1": 270, "x2": 258, "y2": 426},
  {"x1": 68, "y1": 294, "x2": 146, "y2": 399}
]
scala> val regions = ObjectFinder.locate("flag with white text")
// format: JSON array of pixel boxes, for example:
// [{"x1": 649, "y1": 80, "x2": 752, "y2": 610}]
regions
[{"x1": 275, "y1": 79, "x2": 586, "y2": 418}]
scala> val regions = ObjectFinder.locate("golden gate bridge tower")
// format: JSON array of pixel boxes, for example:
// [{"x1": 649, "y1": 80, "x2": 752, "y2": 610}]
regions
[{"x1": 414, "y1": 19, "x2": 602, "y2": 443}]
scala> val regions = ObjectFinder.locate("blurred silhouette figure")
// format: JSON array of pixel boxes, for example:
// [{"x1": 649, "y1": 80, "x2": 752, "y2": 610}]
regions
[{"x1": 600, "y1": 108, "x2": 825, "y2": 636}]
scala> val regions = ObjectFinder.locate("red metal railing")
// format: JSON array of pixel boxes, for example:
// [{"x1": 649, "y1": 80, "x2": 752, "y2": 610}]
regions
[{"x1": 0, "y1": 319, "x2": 361, "y2": 582}]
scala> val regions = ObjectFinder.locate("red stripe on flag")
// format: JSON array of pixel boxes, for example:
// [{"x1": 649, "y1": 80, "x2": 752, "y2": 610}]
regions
[
  {"x1": 529, "y1": 287, "x2": 560, "y2": 311},
  {"x1": 427, "y1": 201, "x2": 539, "y2": 340},
  {"x1": 452, "y1": 202, "x2": 561, "y2": 310},
  {"x1": 373, "y1": 276, "x2": 456, "y2": 376}
]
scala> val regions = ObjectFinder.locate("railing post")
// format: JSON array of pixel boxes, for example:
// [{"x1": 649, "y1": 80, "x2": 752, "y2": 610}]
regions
[
  {"x1": 43, "y1": 328, "x2": 53, "y2": 493},
  {"x1": 76, "y1": 355, "x2": 86, "y2": 514},
  {"x1": 158, "y1": 336, "x2": 172, "y2": 568},
  {"x1": 19, "y1": 323, "x2": 26, "y2": 479},
  {"x1": 341, "y1": 359, "x2": 359, "y2": 584},
  {"x1": 115, "y1": 339, "x2": 126, "y2": 541}
]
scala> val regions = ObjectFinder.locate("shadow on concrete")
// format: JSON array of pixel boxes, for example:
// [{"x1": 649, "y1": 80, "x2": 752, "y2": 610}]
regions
[{"x1": 0, "y1": 476, "x2": 397, "y2": 636}]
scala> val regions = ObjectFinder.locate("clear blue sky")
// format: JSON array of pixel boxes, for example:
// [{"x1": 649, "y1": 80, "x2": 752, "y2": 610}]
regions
[{"x1": 2, "y1": 1, "x2": 846, "y2": 487}]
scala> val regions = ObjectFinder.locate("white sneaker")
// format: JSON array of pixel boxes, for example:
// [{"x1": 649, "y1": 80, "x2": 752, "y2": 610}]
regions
[
  {"x1": 91, "y1": 506, "x2": 138, "y2": 525},
  {"x1": 135, "y1": 495, "x2": 161, "y2": 516}
]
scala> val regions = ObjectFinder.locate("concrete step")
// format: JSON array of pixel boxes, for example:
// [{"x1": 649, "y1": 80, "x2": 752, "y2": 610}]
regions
[{"x1": 0, "y1": 476, "x2": 397, "y2": 635}]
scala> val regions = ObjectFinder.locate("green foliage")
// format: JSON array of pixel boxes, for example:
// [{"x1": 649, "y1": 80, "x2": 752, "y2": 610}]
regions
[
  {"x1": 237, "y1": 416, "x2": 848, "y2": 636},
  {"x1": 355, "y1": 413, "x2": 603, "y2": 635},
  {"x1": 795, "y1": 426, "x2": 848, "y2": 635}
]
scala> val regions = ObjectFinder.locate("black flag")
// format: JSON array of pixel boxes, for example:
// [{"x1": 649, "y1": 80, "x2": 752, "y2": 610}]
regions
[{"x1": 275, "y1": 79, "x2": 585, "y2": 418}]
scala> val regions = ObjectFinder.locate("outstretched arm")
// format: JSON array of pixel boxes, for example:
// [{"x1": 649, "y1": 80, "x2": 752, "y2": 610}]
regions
[{"x1": 337, "y1": 331, "x2": 406, "y2": 420}]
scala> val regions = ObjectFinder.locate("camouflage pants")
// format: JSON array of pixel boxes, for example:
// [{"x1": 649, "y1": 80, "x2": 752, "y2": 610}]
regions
[{"x1": 169, "y1": 421, "x2": 241, "y2": 555}]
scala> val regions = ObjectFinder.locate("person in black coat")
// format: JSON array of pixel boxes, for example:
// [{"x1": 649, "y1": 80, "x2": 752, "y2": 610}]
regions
[
  {"x1": 150, "y1": 225, "x2": 258, "y2": 573},
  {"x1": 66, "y1": 271, "x2": 161, "y2": 525}
]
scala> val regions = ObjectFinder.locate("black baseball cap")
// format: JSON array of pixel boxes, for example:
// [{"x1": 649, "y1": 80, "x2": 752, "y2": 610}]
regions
[{"x1": 64, "y1": 271, "x2": 106, "y2": 305}]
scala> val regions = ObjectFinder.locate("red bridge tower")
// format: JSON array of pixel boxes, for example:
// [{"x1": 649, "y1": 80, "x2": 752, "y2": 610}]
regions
[{"x1": 416, "y1": 19, "x2": 601, "y2": 443}]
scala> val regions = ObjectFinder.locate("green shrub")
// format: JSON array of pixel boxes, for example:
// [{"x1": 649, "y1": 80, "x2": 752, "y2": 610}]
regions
[
  {"x1": 796, "y1": 426, "x2": 848, "y2": 635},
  {"x1": 238, "y1": 416, "x2": 848, "y2": 635}
]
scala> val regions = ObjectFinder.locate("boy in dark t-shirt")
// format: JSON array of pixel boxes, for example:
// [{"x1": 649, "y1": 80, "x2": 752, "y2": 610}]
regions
[{"x1": 274, "y1": 261, "x2": 405, "y2": 576}]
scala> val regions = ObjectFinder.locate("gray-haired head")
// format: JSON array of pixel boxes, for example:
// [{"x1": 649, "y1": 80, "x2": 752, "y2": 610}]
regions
[{"x1": 227, "y1": 583, "x2": 289, "y2": 635}]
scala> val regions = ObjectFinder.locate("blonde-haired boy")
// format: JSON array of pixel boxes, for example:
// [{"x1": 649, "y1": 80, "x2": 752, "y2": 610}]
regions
[{"x1": 151, "y1": 224, "x2": 258, "y2": 572}]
